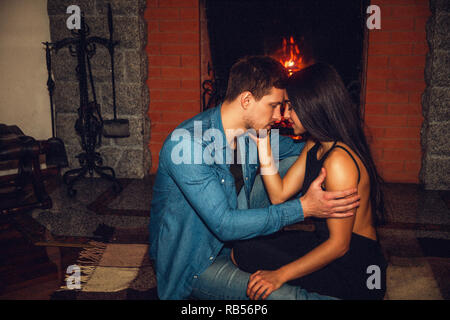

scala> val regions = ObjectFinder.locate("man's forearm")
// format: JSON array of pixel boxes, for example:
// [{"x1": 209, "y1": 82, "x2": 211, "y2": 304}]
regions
[{"x1": 216, "y1": 199, "x2": 304, "y2": 241}]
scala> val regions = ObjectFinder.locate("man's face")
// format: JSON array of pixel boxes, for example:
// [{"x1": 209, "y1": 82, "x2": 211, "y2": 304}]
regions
[{"x1": 244, "y1": 87, "x2": 285, "y2": 131}]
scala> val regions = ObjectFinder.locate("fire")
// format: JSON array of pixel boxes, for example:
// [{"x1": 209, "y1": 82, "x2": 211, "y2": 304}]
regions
[
  {"x1": 278, "y1": 36, "x2": 302, "y2": 76},
  {"x1": 271, "y1": 36, "x2": 305, "y2": 140}
]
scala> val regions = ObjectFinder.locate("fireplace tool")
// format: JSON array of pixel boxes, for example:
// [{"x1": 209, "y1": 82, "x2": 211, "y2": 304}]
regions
[
  {"x1": 43, "y1": 42, "x2": 69, "y2": 168},
  {"x1": 49, "y1": 13, "x2": 122, "y2": 197},
  {"x1": 102, "y1": 3, "x2": 129, "y2": 138}
]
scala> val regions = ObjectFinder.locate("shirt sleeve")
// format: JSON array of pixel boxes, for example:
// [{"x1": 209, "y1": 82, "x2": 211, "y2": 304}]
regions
[{"x1": 161, "y1": 138, "x2": 304, "y2": 242}]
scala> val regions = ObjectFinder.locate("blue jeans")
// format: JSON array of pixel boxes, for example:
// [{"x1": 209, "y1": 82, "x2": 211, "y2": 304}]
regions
[
  {"x1": 191, "y1": 254, "x2": 336, "y2": 300},
  {"x1": 190, "y1": 157, "x2": 337, "y2": 300}
]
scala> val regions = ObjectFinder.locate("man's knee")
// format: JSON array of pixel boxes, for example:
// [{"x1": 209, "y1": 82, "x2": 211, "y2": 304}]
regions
[{"x1": 192, "y1": 255, "x2": 251, "y2": 300}]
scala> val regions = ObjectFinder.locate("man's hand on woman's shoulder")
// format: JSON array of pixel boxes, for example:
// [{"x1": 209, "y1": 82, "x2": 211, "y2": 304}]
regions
[{"x1": 299, "y1": 167, "x2": 360, "y2": 219}]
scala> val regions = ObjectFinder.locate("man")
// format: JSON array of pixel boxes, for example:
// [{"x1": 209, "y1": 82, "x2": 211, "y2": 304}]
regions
[{"x1": 149, "y1": 56, "x2": 360, "y2": 300}]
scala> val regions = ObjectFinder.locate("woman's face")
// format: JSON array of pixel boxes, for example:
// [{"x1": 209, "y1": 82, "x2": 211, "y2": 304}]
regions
[{"x1": 283, "y1": 97, "x2": 306, "y2": 135}]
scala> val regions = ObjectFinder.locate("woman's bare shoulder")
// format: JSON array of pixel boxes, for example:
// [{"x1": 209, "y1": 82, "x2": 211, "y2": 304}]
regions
[
  {"x1": 323, "y1": 143, "x2": 360, "y2": 189},
  {"x1": 327, "y1": 142, "x2": 361, "y2": 166}
]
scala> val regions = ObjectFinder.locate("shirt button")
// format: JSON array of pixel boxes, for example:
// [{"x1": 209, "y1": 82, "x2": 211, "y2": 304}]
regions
[
  {"x1": 193, "y1": 275, "x2": 198, "y2": 279},
  {"x1": 221, "y1": 179, "x2": 225, "y2": 183},
  {"x1": 245, "y1": 177, "x2": 248, "y2": 180},
  {"x1": 209, "y1": 256, "x2": 214, "y2": 260}
]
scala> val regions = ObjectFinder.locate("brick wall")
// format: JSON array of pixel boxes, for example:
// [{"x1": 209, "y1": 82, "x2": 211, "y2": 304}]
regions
[
  {"x1": 365, "y1": 0, "x2": 430, "y2": 183},
  {"x1": 145, "y1": 0, "x2": 201, "y2": 173}
]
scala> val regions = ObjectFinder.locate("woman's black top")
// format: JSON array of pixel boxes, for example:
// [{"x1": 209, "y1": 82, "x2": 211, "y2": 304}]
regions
[{"x1": 233, "y1": 141, "x2": 387, "y2": 300}]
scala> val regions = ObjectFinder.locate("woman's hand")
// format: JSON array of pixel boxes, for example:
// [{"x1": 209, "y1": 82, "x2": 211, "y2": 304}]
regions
[
  {"x1": 247, "y1": 269, "x2": 286, "y2": 300},
  {"x1": 248, "y1": 130, "x2": 276, "y2": 174},
  {"x1": 248, "y1": 129, "x2": 270, "y2": 147}
]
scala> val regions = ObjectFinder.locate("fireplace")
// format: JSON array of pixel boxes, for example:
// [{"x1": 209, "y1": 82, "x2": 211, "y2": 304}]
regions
[
  {"x1": 43, "y1": 1, "x2": 446, "y2": 188},
  {"x1": 43, "y1": 0, "x2": 429, "y2": 190},
  {"x1": 201, "y1": 0, "x2": 369, "y2": 141},
  {"x1": 146, "y1": 0, "x2": 448, "y2": 189},
  {"x1": 203, "y1": 0, "x2": 369, "y2": 110}
]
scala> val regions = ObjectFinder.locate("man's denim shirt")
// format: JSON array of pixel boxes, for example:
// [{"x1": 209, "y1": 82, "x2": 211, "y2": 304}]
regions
[{"x1": 149, "y1": 105, "x2": 306, "y2": 299}]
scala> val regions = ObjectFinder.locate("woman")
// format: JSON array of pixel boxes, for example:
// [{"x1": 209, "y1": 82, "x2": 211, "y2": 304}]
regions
[{"x1": 232, "y1": 62, "x2": 387, "y2": 300}]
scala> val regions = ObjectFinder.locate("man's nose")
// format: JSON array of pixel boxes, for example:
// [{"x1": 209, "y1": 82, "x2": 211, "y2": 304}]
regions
[
  {"x1": 283, "y1": 106, "x2": 291, "y2": 120},
  {"x1": 272, "y1": 106, "x2": 282, "y2": 121}
]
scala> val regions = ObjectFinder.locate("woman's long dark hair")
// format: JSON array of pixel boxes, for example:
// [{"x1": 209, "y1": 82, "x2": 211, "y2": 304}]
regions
[{"x1": 286, "y1": 62, "x2": 386, "y2": 226}]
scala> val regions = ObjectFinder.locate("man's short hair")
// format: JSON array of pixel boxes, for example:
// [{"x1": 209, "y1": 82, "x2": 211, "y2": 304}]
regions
[{"x1": 224, "y1": 56, "x2": 288, "y2": 102}]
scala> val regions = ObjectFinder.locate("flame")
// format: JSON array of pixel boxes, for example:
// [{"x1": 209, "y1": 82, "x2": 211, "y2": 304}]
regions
[{"x1": 278, "y1": 36, "x2": 302, "y2": 76}]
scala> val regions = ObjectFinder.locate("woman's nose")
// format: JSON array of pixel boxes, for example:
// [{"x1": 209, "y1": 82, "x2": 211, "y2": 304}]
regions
[{"x1": 283, "y1": 107, "x2": 291, "y2": 120}]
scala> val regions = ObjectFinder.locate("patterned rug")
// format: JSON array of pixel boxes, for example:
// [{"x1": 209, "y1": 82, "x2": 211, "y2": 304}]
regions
[{"x1": 51, "y1": 242, "x2": 158, "y2": 300}]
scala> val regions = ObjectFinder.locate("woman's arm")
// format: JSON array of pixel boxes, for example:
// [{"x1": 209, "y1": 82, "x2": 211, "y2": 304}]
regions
[
  {"x1": 256, "y1": 136, "x2": 313, "y2": 204},
  {"x1": 246, "y1": 147, "x2": 360, "y2": 300}
]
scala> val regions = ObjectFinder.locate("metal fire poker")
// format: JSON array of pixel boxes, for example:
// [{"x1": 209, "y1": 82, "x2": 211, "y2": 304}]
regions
[
  {"x1": 102, "y1": 3, "x2": 130, "y2": 138},
  {"x1": 43, "y1": 41, "x2": 69, "y2": 168}
]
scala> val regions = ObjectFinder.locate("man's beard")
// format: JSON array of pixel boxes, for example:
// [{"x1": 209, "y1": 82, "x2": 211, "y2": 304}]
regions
[
  {"x1": 243, "y1": 113, "x2": 255, "y2": 130},
  {"x1": 243, "y1": 114, "x2": 271, "y2": 131}
]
